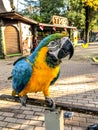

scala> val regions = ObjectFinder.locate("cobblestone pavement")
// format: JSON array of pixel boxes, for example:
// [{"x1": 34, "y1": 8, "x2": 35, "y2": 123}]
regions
[{"x1": 0, "y1": 43, "x2": 98, "y2": 130}]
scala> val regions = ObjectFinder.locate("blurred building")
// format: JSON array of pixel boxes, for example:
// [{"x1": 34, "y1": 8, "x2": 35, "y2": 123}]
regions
[{"x1": 0, "y1": 0, "x2": 76, "y2": 58}]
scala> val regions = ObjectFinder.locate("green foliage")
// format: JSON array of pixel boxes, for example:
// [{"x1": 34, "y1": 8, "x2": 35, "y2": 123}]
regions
[
  {"x1": 90, "y1": 15, "x2": 98, "y2": 31},
  {"x1": 66, "y1": 9, "x2": 85, "y2": 29},
  {"x1": 65, "y1": 0, "x2": 85, "y2": 29},
  {"x1": 82, "y1": 0, "x2": 98, "y2": 42},
  {"x1": 65, "y1": 0, "x2": 98, "y2": 42},
  {"x1": 17, "y1": 0, "x2": 98, "y2": 42},
  {"x1": 19, "y1": 0, "x2": 66, "y2": 22},
  {"x1": 40, "y1": 0, "x2": 65, "y2": 22},
  {"x1": 82, "y1": 0, "x2": 98, "y2": 10}
]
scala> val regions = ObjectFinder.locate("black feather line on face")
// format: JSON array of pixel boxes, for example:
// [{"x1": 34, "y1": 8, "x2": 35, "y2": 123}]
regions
[{"x1": 46, "y1": 52, "x2": 61, "y2": 68}]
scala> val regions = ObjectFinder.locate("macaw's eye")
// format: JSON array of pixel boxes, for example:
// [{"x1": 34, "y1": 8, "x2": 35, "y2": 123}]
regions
[
  {"x1": 49, "y1": 41, "x2": 57, "y2": 46},
  {"x1": 48, "y1": 40, "x2": 61, "y2": 52}
]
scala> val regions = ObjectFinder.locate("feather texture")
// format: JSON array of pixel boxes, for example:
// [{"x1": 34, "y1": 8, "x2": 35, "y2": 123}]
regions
[
  {"x1": 12, "y1": 59, "x2": 32, "y2": 94},
  {"x1": 28, "y1": 33, "x2": 66, "y2": 63},
  {"x1": 11, "y1": 33, "x2": 70, "y2": 98},
  {"x1": 19, "y1": 47, "x2": 60, "y2": 97}
]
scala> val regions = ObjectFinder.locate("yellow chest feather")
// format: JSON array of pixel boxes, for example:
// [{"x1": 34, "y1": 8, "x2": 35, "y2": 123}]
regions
[{"x1": 19, "y1": 47, "x2": 60, "y2": 96}]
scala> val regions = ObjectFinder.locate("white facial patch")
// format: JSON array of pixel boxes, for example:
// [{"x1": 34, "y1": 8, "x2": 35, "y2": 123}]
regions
[
  {"x1": 47, "y1": 37, "x2": 70, "y2": 59},
  {"x1": 61, "y1": 37, "x2": 68, "y2": 45},
  {"x1": 49, "y1": 48, "x2": 60, "y2": 59},
  {"x1": 47, "y1": 40, "x2": 61, "y2": 59}
]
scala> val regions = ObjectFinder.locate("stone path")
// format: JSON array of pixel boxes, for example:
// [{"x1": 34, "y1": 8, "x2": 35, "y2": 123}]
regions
[{"x1": 0, "y1": 43, "x2": 98, "y2": 130}]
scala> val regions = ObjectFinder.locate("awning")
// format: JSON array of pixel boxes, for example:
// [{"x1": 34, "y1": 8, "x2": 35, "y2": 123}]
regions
[{"x1": 0, "y1": 11, "x2": 38, "y2": 24}]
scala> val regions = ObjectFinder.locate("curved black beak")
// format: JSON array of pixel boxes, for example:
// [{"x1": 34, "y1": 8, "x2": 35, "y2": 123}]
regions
[{"x1": 58, "y1": 39, "x2": 74, "y2": 59}]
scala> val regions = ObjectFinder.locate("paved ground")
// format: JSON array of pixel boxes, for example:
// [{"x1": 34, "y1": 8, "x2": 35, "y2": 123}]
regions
[{"x1": 0, "y1": 43, "x2": 98, "y2": 130}]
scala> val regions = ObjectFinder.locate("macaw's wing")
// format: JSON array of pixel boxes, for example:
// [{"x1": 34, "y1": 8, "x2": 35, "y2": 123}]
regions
[
  {"x1": 50, "y1": 70, "x2": 60, "y2": 85},
  {"x1": 12, "y1": 59, "x2": 32, "y2": 94}
]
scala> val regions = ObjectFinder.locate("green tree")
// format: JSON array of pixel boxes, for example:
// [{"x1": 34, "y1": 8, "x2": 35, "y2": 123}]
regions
[
  {"x1": 64, "y1": 0, "x2": 85, "y2": 40},
  {"x1": 18, "y1": 0, "x2": 66, "y2": 22},
  {"x1": 65, "y1": 0, "x2": 98, "y2": 42},
  {"x1": 40, "y1": 0, "x2": 66, "y2": 23},
  {"x1": 65, "y1": 0, "x2": 85, "y2": 29},
  {"x1": 82, "y1": 0, "x2": 98, "y2": 42},
  {"x1": 17, "y1": 0, "x2": 98, "y2": 42}
]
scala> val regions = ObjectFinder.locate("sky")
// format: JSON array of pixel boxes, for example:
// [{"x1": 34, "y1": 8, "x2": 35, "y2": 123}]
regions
[
  {"x1": 2, "y1": 0, "x2": 39, "y2": 12},
  {"x1": 14, "y1": 0, "x2": 39, "y2": 11},
  {"x1": 14, "y1": 0, "x2": 25, "y2": 11}
]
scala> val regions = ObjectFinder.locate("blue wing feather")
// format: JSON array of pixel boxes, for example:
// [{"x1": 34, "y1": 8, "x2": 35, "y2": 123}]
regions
[{"x1": 12, "y1": 59, "x2": 32, "y2": 94}]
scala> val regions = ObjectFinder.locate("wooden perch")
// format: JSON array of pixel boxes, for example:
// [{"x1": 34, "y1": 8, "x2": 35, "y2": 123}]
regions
[{"x1": 0, "y1": 94, "x2": 98, "y2": 116}]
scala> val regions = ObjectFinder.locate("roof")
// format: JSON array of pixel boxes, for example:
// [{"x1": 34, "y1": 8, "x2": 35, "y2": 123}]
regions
[
  {"x1": 0, "y1": 11, "x2": 38, "y2": 25},
  {"x1": 38, "y1": 23, "x2": 76, "y2": 29},
  {"x1": 0, "y1": 11, "x2": 76, "y2": 29}
]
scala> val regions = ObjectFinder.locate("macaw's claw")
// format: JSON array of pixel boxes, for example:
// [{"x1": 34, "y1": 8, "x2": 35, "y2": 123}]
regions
[
  {"x1": 19, "y1": 95, "x2": 28, "y2": 107},
  {"x1": 45, "y1": 97, "x2": 55, "y2": 110}
]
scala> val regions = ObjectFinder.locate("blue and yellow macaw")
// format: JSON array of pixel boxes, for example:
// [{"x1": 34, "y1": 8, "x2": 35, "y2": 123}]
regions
[{"x1": 11, "y1": 33, "x2": 74, "y2": 109}]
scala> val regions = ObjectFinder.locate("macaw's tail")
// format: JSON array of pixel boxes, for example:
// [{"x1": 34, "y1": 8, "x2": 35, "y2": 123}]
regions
[{"x1": 8, "y1": 76, "x2": 12, "y2": 80}]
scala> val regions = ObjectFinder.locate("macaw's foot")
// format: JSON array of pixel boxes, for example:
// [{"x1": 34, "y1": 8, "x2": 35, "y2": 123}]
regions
[
  {"x1": 45, "y1": 97, "x2": 55, "y2": 110},
  {"x1": 19, "y1": 95, "x2": 28, "y2": 107}
]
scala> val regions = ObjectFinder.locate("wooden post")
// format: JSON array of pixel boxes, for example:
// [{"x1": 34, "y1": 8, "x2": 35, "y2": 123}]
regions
[{"x1": 45, "y1": 108, "x2": 64, "y2": 130}]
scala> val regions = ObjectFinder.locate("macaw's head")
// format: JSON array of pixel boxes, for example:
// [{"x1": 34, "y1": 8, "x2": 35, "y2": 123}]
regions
[
  {"x1": 47, "y1": 35, "x2": 74, "y2": 61},
  {"x1": 29, "y1": 33, "x2": 74, "y2": 67}
]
